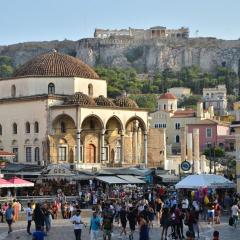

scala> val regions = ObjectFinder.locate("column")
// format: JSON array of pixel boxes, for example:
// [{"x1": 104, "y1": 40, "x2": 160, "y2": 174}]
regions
[
  {"x1": 120, "y1": 130, "x2": 125, "y2": 165},
  {"x1": 101, "y1": 129, "x2": 105, "y2": 162},
  {"x1": 144, "y1": 131, "x2": 148, "y2": 168},
  {"x1": 132, "y1": 121, "x2": 138, "y2": 164},
  {"x1": 235, "y1": 134, "x2": 240, "y2": 193},
  {"x1": 193, "y1": 128, "x2": 200, "y2": 173},
  {"x1": 76, "y1": 129, "x2": 81, "y2": 164},
  {"x1": 187, "y1": 132, "x2": 193, "y2": 164},
  {"x1": 180, "y1": 127, "x2": 186, "y2": 162}
]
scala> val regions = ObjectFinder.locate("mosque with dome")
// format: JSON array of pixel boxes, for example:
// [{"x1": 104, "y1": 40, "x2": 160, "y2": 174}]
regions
[{"x1": 0, "y1": 50, "x2": 151, "y2": 169}]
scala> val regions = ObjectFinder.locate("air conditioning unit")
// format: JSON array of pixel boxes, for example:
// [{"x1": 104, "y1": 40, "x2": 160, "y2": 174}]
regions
[{"x1": 92, "y1": 167, "x2": 98, "y2": 172}]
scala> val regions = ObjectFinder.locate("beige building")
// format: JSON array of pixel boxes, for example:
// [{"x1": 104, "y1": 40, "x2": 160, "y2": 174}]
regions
[
  {"x1": 202, "y1": 85, "x2": 227, "y2": 116},
  {"x1": 0, "y1": 50, "x2": 149, "y2": 169},
  {"x1": 150, "y1": 92, "x2": 214, "y2": 153}
]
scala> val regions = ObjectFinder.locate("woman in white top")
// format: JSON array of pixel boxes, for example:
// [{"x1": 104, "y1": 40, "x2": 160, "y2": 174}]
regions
[{"x1": 71, "y1": 210, "x2": 85, "y2": 240}]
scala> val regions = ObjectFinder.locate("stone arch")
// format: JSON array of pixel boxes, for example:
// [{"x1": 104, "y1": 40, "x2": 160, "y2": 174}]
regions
[
  {"x1": 11, "y1": 85, "x2": 16, "y2": 97},
  {"x1": 125, "y1": 116, "x2": 147, "y2": 132},
  {"x1": 52, "y1": 114, "x2": 76, "y2": 134},
  {"x1": 88, "y1": 83, "x2": 93, "y2": 97},
  {"x1": 105, "y1": 115, "x2": 124, "y2": 131},
  {"x1": 25, "y1": 139, "x2": 30, "y2": 145},
  {"x1": 12, "y1": 140, "x2": 17, "y2": 146},
  {"x1": 81, "y1": 114, "x2": 104, "y2": 130},
  {"x1": 33, "y1": 138, "x2": 39, "y2": 145}
]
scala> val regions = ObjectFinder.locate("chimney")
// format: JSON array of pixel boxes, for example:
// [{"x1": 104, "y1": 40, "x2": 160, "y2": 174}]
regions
[{"x1": 197, "y1": 101, "x2": 203, "y2": 118}]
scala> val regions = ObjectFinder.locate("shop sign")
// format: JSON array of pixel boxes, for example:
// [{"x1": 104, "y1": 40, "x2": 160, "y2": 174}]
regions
[
  {"x1": 181, "y1": 161, "x2": 191, "y2": 172},
  {"x1": 48, "y1": 165, "x2": 72, "y2": 175}
]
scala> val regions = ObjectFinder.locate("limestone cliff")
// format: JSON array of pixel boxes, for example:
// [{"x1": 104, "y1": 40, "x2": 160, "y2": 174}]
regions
[
  {"x1": 0, "y1": 40, "x2": 77, "y2": 67},
  {"x1": 1, "y1": 37, "x2": 240, "y2": 74},
  {"x1": 76, "y1": 37, "x2": 240, "y2": 74}
]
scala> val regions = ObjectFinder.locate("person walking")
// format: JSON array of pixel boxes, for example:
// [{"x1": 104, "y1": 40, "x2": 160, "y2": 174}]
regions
[
  {"x1": 119, "y1": 205, "x2": 127, "y2": 236},
  {"x1": 231, "y1": 201, "x2": 240, "y2": 228},
  {"x1": 89, "y1": 211, "x2": 101, "y2": 240},
  {"x1": 139, "y1": 215, "x2": 149, "y2": 240},
  {"x1": 127, "y1": 206, "x2": 137, "y2": 240},
  {"x1": 102, "y1": 204, "x2": 114, "y2": 240},
  {"x1": 33, "y1": 203, "x2": 45, "y2": 231},
  {"x1": 25, "y1": 202, "x2": 33, "y2": 235},
  {"x1": 71, "y1": 209, "x2": 85, "y2": 240},
  {"x1": 5, "y1": 203, "x2": 15, "y2": 234}
]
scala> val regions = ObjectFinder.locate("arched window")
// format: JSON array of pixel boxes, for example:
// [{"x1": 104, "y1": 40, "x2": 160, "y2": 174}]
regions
[
  {"x1": 164, "y1": 104, "x2": 166, "y2": 110},
  {"x1": 25, "y1": 122, "x2": 30, "y2": 133},
  {"x1": 35, "y1": 147, "x2": 40, "y2": 162},
  {"x1": 13, "y1": 123, "x2": 17, "y2": 134},
  {"x1": 34, "y1": 121, "x2": 39, "y2": 133},
  {"x1": 88, "y1": 83, "x2": 93, "y2": 97},
  {"x1": 176, "y1": 135, "x2": 180, "y2": 143},
  {"x1": 171, "y1": 104, "x2": 173, "y2": 110},
  {"x1": 11, "y1": 85, "x2": 16, "y2": 97},
  {"x1": 48, "y1": 83, "x2": 55, "y2": 94},
  {"x1": 0, "y1": 124, "x2": 2, "y2": 135},
  {"x1": 61, "y1": 121, "x2": 66, "y2": 133}
]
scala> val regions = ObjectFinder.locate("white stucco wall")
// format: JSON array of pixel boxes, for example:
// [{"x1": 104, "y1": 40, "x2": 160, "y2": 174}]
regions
[
  {"x1": 74, "y1": 77, "x2": 107, "y2": 97},
  {"x1": 0, "y1": 77, "x2": 75, "y2": 98},
  {"x1": 0, "y1": 99, "x2": 48, "y2": 164}
]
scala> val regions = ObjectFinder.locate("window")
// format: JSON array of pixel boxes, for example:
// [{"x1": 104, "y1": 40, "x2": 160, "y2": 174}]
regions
[
  {"x1": 11, "y1": 85, "x2": 16, "y2": 97},
  {"x1": 164, "y1": 104, "x2": 166, "y2": 110},
  {"x1": 35, "y1": 147, "x2": 40, "y2": 162},
  {"x1": 115, "y1": 140, "x2": 121, "y2": 163},
  {"x1": 12, "y1": 148, "x2": 18, "y2": 162},
  {"x1": 175, "y1": 123, "x2": 180, "y2": 129},
  {"x1": 48, "y1": 83, "x2": 55, "y2": 94},
  {"x1": 25, "y1": 122, "x2": 30, "y2": 133},
  {"x1": 60, "y1": 122, "x2": 66, "y2": 133},
  {"x1": 13, "y1": 123, "x2": 17, "y2": 134},
  {"x1": 58, "y1": 146, "x2": 67, "y2": 161},
  {"x1": 0, "y1": 124, "x2": 2, "y2": 135},
  {"x1": 88, "y1": 83, "x2": 93, "y2": 96},
  {"x1": 34, "y1": 122, "x2": 39, "y2": 133},
  {"x1": 207, "y1": 142, "x2": 212, "y2": 148},
  {"x1": 206, "y1": 128, "x2": 212, "y2": 138},
  {"x1": 26, "y1": 147, "x2": 32, "y2": 162},
  {"x1": 176, "y1": 135, "x2": 180, "y2": 143},
  {"x1": 154, "y1": 124, "x2": 157, "y2": 128},
  {"x1": 102, "y1": 147, "x2": 109, "y2": 161},
  {"x1": 171, "y1": 104, "x2": 173, "y2": 110}
]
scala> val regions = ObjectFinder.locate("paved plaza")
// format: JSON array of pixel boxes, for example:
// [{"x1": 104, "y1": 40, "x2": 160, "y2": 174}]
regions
[{"x1": 0, "y1": 216, "x2": 239, "y2": 240}]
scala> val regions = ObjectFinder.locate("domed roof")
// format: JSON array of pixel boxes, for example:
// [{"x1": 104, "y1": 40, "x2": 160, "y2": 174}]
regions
[
  {"x1": 14, "y1": 50, "x2": 100, "y2": 79},
  {"x1": 114, "y1": 96, "x2": 139, "y2": 108},
  {"x1": 159, "y1": 92, "x2": 177, "y2": 100},
  {"x1": 65, "y1": 92, "x2": 96, "y2": 106},
  {"x1": 94, "y1": 95, "x2": 116, "y2": 107}
]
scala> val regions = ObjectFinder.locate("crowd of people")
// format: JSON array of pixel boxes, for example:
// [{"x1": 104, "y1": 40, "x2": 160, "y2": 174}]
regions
[{"x1": 0, "y1": 186, "x2": 240, "y2": 240}]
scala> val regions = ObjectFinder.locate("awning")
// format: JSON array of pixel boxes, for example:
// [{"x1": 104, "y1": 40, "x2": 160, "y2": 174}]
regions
[
  {"x1": 117, "y1": 175, "x2": 146, "y2": 184},
  {"x1": 95, "y1": 176, "x2": 129, "y2": 184},
  {"x1": 158, "y1": 174, "x2": 180, "y2": 183},
  {"x1": 0, "y1": 178, "x2": 14, "y2": 188}
]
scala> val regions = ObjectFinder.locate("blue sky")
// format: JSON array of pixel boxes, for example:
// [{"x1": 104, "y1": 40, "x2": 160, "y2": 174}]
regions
[{"x1": 1, "y1": 0, "x2": 239, "y2": 45}]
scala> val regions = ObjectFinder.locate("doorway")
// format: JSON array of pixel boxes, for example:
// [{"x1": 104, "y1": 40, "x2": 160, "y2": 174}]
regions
[{"x1": 87, "y1": 144, "x2": 96, "y2": 163}]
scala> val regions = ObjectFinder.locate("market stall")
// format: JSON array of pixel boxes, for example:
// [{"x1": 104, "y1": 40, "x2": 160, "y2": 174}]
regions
[{"x1": 175, "y1": 174, "x2": 235, "y2": 189}]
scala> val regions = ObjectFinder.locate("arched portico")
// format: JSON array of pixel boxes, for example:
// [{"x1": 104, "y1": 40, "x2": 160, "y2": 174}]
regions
[
  {"x1": 125, "y1": 116, "x2": 148, "y2": 167},
  {"x1": 79, "y1": 115, "x2": 104, "y2": 164}
]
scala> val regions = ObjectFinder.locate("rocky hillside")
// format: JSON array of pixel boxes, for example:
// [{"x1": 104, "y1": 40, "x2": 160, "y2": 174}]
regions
[
  {"x1": 0, "y1": 40, "x2": 77, "y2": 67},
  {"x1": 76, "y1": 36, "x2": 240, "y2": 74},
  {"x1": 1, "y1": 36, "x2": 240, "y2": 74}
]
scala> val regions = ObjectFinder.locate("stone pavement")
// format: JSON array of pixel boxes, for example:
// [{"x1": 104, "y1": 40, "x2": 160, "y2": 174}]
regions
[{"x1": 0, "y1": 216, "x2": 239, "y2": 240}]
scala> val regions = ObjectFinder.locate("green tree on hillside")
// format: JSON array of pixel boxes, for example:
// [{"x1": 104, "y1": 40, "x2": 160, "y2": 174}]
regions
[{"x1": 0, "y1": 56, "x2": 14, "y2": 78}]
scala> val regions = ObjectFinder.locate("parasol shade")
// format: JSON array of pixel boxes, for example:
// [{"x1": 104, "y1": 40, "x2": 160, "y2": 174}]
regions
[
  {"x1": 7, "y1": 176, "x2": 34, "y2": 187},
  {"x1": 0, "y1": 178, "x2": 14, "y2": 188}
]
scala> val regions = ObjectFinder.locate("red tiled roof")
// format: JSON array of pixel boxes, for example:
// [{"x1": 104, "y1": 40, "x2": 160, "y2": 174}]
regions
[
  {"x1": 172, "y1": 109, "x2": 196, "y2": 118},
  {"x1": 14, "y1": 50, "x2": 100, "y2": 79},
  {"x1": 159, "y1": 92, "x2": 177, "y2": 100}
]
